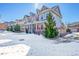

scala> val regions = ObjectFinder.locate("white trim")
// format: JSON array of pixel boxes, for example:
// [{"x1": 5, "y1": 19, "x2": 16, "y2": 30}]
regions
[{"x1": 25, "y1": 20, "x2": 46, "y2": 25}]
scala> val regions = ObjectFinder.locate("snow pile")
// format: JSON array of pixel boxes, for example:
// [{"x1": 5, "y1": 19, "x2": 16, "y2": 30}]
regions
[
  {"x1": 0, "y1": 44, "x2": 30, "y2": 56},
  {"x1": 0, "y1": 39, "x2": 12, "y2": 44},
  {"x1": 64, "y1": 32, "x2": 79, "y2": 38}
]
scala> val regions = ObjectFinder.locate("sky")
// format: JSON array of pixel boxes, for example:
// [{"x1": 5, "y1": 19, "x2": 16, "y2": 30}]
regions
[{"x1": 0, "y1": 3, "x2": 79, "y2": 24}]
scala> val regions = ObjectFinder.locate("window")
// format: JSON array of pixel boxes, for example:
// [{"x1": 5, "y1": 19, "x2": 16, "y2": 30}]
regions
[
  {"x1": 46, "y1": 13, "x2": 48, "y2": 19},
  {"x1": 41, "y1": 16, "x2": 43, "y2": 19}
]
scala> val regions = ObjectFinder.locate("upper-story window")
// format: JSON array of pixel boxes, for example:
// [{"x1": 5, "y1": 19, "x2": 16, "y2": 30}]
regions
[
  {"x1": 40, "y1": 14, "x2": 46, "y2": 21},
  {"x1": 46, "y1": 14, "x2": 48, "y2": 19},
  {"x1": 41, "y1": 13, "x2": 47, "y2": 21},
  {"x1": 41, "y1": 16, "x2": 43, "y2": 20},
  {"x1": 43, "y1": 14, "x2": 46, "y2": 20}
]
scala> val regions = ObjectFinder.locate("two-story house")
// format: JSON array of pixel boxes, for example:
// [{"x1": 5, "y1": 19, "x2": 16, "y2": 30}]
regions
[{"x1": 24, "y1": 5, "x2": 66, "y2": 34}]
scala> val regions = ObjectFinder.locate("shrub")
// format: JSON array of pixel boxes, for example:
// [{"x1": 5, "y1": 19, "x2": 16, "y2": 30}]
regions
[
  {"x1": 6, "y1": 27, "x2": 10, "y2": 31},
  {"x1": 66, "y1": 28, "x2": 72, "y2": 33},
  {"x1": 14, "y1": 24, "x2": 20, "y2": 32},
  {"x1": 6, "y1": 26, "x2": 13, "y2": 31},
  {"x1": 10, "y1": 26, "x2": 14, "y2": 31}
]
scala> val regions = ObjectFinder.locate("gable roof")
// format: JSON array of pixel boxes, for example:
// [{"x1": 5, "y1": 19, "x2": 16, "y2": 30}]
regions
[
  {"x1": 52, "y1": 5, "x2": 62, "y2": 18},
  {"x1": 41, "y1": 5, "x2": 48, "y2": 11},
  {"x1": 38, "y1": 5, "x2": 62, "y2": 18}
]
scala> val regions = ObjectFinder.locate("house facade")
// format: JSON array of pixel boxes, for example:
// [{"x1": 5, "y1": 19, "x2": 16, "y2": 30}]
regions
[
  {"x1": 24, "y1": 12, "x2": 39, "y2": 33},
  {"x1": 4, "y1": 21, "x2": 15, "y2": 27},
  {"x1": 15, "y1": 19, "x2": 26, "y2": 32},
  {"x1": 24, "y1": 5, "x2": 66, "y2": 34},
  {"x1": 4, "y1": 21, "x2": 16, "y2": 31},
  {"x1": 4, "y1": 5, "x2": 66, "y2": 34}
]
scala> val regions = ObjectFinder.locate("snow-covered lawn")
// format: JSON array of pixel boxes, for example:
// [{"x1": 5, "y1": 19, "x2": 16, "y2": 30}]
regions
[
  {"x1": 0, "y1": 44, "x2": 30, "y2": 56},
  {"x1": 0, "y1": 39, "x2": 12, "y2": 44},
  {"x1": 0, "y1": 31, "x2": 79, "y2": 56}
]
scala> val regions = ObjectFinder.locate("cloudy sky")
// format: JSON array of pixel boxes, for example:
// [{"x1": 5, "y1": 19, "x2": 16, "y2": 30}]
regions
[{"x1": 0, "y1": 3, "x2": 79, "y2": 24}]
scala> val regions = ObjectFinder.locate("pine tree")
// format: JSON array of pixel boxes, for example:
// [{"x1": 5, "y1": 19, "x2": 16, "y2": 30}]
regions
[
  {"x1": 14, "y1": 24, "x2": 20, "y2": 32},
  {"x1": 6, "y1": 27, "x2": 10, "y2": 31},
  {"x1": 10, "y1": 26, "x2": 13, "y2": 31},
  {"x1": 44, "y1": 12, "x2": 59, "y2": 38}
]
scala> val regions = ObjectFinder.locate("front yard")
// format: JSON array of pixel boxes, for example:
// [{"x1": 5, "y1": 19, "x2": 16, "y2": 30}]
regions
[{"x1": 0, "y1": 31, "x2": 79, "y2": 56}]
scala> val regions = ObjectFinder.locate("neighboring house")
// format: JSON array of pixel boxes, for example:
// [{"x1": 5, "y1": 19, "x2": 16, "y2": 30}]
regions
[
  {"x1": 15, "y1": 13, "x2": 38, "y2": 32},
  {"x1": 4, "y1": 21, "x2": 16, "y2": 31},
  {"x1": 0, "y1": 23, "x2": 7, "y2": 31},
  {"x1": 67, "y1": 22, "x2": 79, "y2": 32},
  {"x1": 4, "y1": 21, "x2": 15, "y2": 27},
  {"x1": 15, "y1": 19, "x2": 26, "y2": 32}
]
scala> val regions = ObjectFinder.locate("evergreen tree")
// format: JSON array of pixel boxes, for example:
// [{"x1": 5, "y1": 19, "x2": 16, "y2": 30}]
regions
[
  {"x1": 14, "y1": 24, "x2": 20, "y2": 32},
  {"x1": 6, "y1": 27, "x2": 10, "y2": 31},
  {"x1": 10, "y1": 26, "x2": 13, "y2": 31},
  {"x1": 44, "y1": 12, "x2": 59, "y2": 38}
]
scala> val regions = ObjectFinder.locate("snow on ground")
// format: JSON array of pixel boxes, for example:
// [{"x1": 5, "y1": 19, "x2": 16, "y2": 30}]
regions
[
  {"x1": 0, "y1": 31, "x2": 79, "y2": 56},
  {"x1": 64, "y1": 32, "x2": 79, "y2": 38},
  {"x1": 0, "y1": 39, "x2": 12, "y2": 44},
  {"x1": 0, "y1": 44, "x2": 30, "y2": 56}
]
